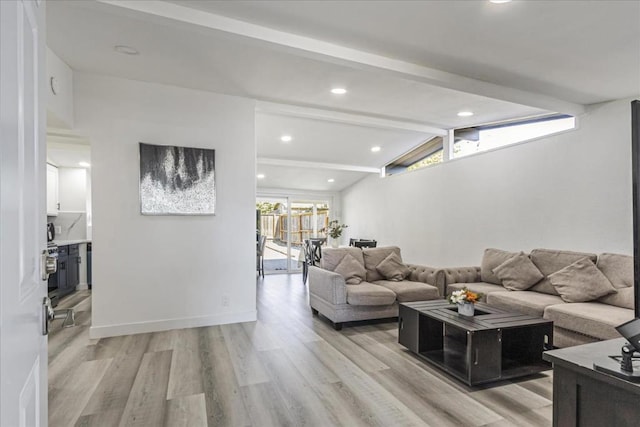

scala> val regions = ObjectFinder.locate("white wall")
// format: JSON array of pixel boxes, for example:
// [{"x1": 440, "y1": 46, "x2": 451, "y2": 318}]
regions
[
  {"x1": 74, "y1": 73, "x2": 256, "y2": 338},
  {"x1": 342, "y1": 98, "x2": 635, "y2": 267},
  {"x1": 46, "y1": 48, "x2": 74, "y2": 128}
]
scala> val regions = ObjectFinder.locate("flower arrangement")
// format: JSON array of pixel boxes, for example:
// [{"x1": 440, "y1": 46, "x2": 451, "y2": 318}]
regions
[
  {"x1": 322, "y1": 220, "x2": 349, "y2": 239},
  {"x1": 449, "y1": 288, "x2": 482, "y2": 305}
]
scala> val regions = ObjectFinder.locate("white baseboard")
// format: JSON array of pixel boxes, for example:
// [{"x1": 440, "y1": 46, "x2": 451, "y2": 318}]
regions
[
  {"x1": 77, "y1": 283, "x2": 89, "y2": 290},
  {"x1": 89, "y1": 310, "x2": 257, "y2": 339}
]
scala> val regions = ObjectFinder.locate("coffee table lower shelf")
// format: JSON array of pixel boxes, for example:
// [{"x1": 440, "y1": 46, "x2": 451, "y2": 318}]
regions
[
  {"x1": 399, "y1": 301, "x2": 553, "y2": 386},
  {"x1": 417, "y1": 349, "x2": 551, "y2": 386}
]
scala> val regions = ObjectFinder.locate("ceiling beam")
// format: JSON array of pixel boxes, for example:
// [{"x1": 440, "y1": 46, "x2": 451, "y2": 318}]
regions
[
  {"x1": 47, "y1": 141, "x2": 91, "y2": 152},
  {"x1": 258, "y1": 157, "x2": 381, "y2": 174},
  {"x1": 256, "y1": 101, "x2": 447, "y2": 135},
  {"x1": 47, "y1": 127, "x2": 91, "y2": 146},
  {"x1": 100, "y1": 0, "x2": 585, "y2": 116}
]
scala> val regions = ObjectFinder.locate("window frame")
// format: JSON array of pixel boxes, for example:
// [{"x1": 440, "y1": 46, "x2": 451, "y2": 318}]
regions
[{"x1": 384, "y1": 114, "x2": 578, "y2": 176}]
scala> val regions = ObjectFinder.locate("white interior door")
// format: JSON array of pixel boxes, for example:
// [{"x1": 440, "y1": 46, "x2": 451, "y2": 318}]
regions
[{"x1": 0, "y1": 1, "x2": 48, "y2": 426}]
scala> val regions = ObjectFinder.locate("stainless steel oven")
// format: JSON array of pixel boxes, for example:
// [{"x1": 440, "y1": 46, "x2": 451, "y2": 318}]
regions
[{"x1": 47, "y1": 242, "x2": 59, "y2": 307}]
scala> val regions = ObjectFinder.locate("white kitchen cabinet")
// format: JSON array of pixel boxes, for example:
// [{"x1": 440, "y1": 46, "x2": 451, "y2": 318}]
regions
[
  {"x1": 46, "y1": 163, "x2": 59, "y2": 216},
  {"x1": 58, "y1": 168, "x2": 86, "y2": 212}
]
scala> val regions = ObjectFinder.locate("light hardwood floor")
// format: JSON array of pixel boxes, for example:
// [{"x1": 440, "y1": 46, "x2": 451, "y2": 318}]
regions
[{"x1": 48, "y1": 275, "x2": 553, "y2": 427}]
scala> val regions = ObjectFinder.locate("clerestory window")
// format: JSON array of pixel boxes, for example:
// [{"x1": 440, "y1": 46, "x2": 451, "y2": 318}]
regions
[
  {"x1": 453, "y1": 115, "x2": 576, "y2": 159},
  {"x1": 384, "y1": 114, "x2": 576, "y2": 176}
]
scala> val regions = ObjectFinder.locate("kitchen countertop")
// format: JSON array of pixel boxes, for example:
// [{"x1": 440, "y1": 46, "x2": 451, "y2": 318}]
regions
[{"x1": 54, "y1": 239, "x2": 91, "y2": 246}]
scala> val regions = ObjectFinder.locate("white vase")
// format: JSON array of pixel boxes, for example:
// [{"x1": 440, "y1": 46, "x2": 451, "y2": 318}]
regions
[
  {"x1": 330, "y1": 237, "x2": 339, "y2": 248},
  {"x1": 457, "y1": 302, "x2": 475, "y2": 317}
]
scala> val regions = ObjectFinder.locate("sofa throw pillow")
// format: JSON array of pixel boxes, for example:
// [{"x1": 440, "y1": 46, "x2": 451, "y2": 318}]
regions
[
  {"x1": 548, "y1": 257, "x2": 617, "y2": 303},
  {"x1": 321, "y1": 247, "x2": 364, "y2": 271},
  {"x1": 363, "y1": 246, "x2": 401, "y2": 282},
  {"x1": 333, "y1": 253, "x2": 367, "y2": 284},
  {"x1": 492, "y1": 252, "x2": 544, "y2": 291},
  {"x1": 529, "y1": 249, "x2": 598, "y2": 295},
  {"x1": 376, "y1": 252, "x2": 411, "y2": 282},
  {"x1": 480, "y1": 248, "x2": 519, "y2": 285},
  {"x1": 596, "y1": 253, "x2": 634, "y2": 289}
]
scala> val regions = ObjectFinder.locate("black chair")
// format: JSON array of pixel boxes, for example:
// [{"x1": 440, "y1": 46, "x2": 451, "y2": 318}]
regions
[
  {"x1": 350, "y1": 238, "x2": 376, "y2": 247},
  {"x1": 257, "y1": 235, "x2": 267, "y2": 277},
  {"x1": 302, "y1": 238, "x2": 324, "y2": 284},
  {"x1": 354, "y1": 240, "x2": 377, "y2": 248},
  {"x1": 302, "y1": 240, "x2": 312, "y2": 284},
  {"x1": 309, "y1": 238, "x2": 324, "y2": 264}
]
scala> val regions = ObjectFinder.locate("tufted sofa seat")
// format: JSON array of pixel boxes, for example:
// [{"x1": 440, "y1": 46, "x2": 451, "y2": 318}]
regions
[
  {"x1": 309, "y1": 246, "x2": 443, "y2": 330},
  {"x1": 443, "y1": 248, "x2": 634, "y2": 348}
]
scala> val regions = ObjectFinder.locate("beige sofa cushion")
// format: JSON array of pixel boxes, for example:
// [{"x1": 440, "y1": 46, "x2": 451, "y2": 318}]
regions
[
  {"x1": 596, "y1": 253, "x2": 634, "y2": 309},
  {"x1": 376, "y1": 252, "x2": 410, "y2": 281},
  {"x1": 480, "y1": 248, "x2": 518, "y2": 285},
  {"x1": 487, "y1": 291, "x2": 564, "y2": 317},
  {"x1": 529, "y1": 249, "x2": 597, "y2": 295},
  {"x1": 362, "y1": 246, "x2": 402, "y2": 282},
  {"x1": 599, "y1": 286, "x2": 634, "y2": 310},
  {"x1": 492, "y1": 252, "x2": 544, "y2": 291},
  {"x1": 321, "y1": 247, "x2": 365, "y2": 271},
  {"x1": 597, "y1": 253, "x2": 633, "y2": 289},
  {"x1": 345, "y1": 282, "x2": 396, "y2": 306},
  {"x1": 374, "y1": 280, "x2": 439, "y2": 302},
  {"x1": 446, "y1": 282, "x2": 504, "y2": 302},
  {"x1": 548, "y1": 257, "x2": 617, "y2": 303},
  {"x1": 333, "y1": 253, "x2": 367, "y2": 284},
  {"x1": 544, "y1": 302, "x2": 634, "y2": 340}
]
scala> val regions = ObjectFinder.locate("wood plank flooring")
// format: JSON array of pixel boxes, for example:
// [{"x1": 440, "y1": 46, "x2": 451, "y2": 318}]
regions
[{"x1": 49, "y1": 276, "x2": 553, "y2": 426}]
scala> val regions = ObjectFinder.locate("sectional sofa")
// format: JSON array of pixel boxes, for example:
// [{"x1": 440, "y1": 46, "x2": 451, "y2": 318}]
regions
[
  {"x1": 443, "y1": 248, "x2": 635, "y2": 348},
  {"x1": 308, "y1": 246, "x2": 444, "y2": 330}
]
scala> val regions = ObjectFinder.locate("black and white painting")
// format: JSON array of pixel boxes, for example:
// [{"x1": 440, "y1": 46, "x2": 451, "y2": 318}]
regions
[{"x1": 139, "y1": 143, "x2": 216, "y2": 215}]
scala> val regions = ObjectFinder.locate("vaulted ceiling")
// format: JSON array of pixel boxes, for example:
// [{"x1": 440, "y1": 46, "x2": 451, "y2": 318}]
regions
[{"x1": 47, "y1": 0, "x2": 640, "y2": 191}]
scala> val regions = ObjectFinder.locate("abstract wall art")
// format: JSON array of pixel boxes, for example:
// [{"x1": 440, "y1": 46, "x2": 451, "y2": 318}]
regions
[{"x1": 139, "y1": 143, "x2": 216, "y2": 215}]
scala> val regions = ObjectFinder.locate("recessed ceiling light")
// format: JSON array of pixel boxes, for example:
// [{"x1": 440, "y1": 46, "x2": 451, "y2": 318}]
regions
[
  {"x1": 490, "y1": 0, "x2": 512, "y2": 3},
  {"x1": 78, "y1": 161, "x2": 91, "y2": 168},
  {"x1": 457, "y1": 111, "x2": 474, "y2": 117},
  {"x1": 114, "y1": 45, "x2": 139, "y2": 55},
  {"x1": 257, "y1": 174, "x2": 265, "y2": 179},
  {"x1": 371, "y1": 146, "x2": 381, "y2": 153},
  {"x1": 327, "y1": 178, "x2": 335, "y2": 183},
  {"x1": 280, "y1": 135, "x2": 292, "y2": 142},
  {"x1": 331, "y1": 88, "x2": 347, "y2": 95}
]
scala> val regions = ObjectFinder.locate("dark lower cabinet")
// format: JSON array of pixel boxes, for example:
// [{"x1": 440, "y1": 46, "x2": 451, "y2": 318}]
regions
[
  {"x1": 57, "y1": 251, "x2": 69, "y2": 295},
  {"x1": 552, "y1": 365, "x2": 639, "y2": 427},
  {"x1": 66, "y1": 244, "x2": 80, "y2": 293},
  {"x1": 48, "y1": 244, "x2": 80, "y2": 299},
  {"x1": 544, "y1": 338, "x2": 640, "y2": 427}
]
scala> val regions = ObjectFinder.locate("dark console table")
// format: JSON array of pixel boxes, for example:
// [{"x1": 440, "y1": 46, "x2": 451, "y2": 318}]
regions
[
  {"x1": 399, "y1": 300, "x2": 553, "y2": 386},
  {"x1": 543, "y1": 338, "x2": 640, "y2": 427}
]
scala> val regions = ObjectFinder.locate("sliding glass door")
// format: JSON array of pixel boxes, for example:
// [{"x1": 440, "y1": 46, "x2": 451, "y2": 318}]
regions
[
  {"x1": 257, "y1": 195, "x2": 331, "y2": 274},
  {"x1": 289, "y1": 200, "x2": 330, "y2": 272},
  {"x1": 257, "y1": 197, "x2": 290, "y2": 274}
]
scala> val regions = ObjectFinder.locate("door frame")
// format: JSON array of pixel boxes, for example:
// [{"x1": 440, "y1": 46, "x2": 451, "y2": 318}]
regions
[{"x1": 257, "y1": 191, "x2": 337, "y2": 273}]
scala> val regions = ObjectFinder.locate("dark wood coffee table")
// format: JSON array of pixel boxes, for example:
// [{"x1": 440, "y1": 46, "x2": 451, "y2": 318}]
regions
[{"x1": 399, "y1": 300, "x2": 553, "y2": 386}]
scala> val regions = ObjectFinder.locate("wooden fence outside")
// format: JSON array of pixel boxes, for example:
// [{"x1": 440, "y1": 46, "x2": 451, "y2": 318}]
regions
[{"x1": 260, "y1": 211, "x2": 329, "y2": 245}]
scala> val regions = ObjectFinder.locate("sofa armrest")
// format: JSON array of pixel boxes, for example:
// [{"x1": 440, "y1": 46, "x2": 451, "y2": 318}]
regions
[
  {"x1": 308, "y1": 266, "x2": 348, "y2": 305},
  {"x1": 443, "y1": 266, "x2": 481, "y2": 285},
  {"x1": 406, "y1": 264, "x2": 445, "y2": 297}
]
